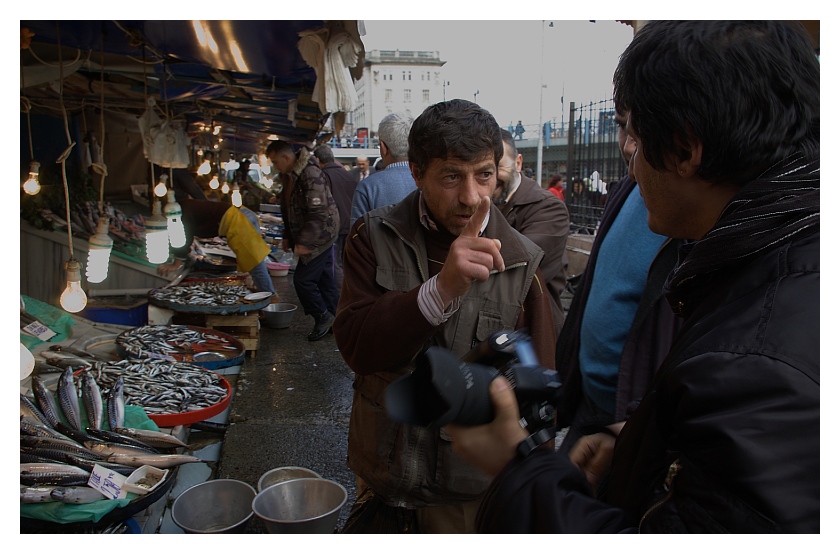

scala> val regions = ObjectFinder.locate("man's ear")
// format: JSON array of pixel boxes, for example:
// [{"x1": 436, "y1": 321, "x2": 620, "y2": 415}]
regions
[
  {"x1": 409, "y1": 162, "x2": 423, "y2": 189},
  {"x1": 515, "y1": 153, "x2": 523, "y2": 173},
  {"x1": 379, "y1": 141, "x2": 390, "y2": 160},
  {"x1": 676, "y1": 135, "x2": 703, "y2": 178}
]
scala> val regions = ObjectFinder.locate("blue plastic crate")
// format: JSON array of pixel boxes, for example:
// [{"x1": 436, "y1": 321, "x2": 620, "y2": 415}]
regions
[{"x1": 80, "y1": 298, "x2": 148, "y2": 327}]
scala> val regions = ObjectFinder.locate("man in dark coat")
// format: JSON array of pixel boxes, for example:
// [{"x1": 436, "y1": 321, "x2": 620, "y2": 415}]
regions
[
  {"x1": 348, "y1": 156, "x2": 375, "y2": 183},
  {"x1": 313, "y1": 144, "x2": 357, "y2": 288}
]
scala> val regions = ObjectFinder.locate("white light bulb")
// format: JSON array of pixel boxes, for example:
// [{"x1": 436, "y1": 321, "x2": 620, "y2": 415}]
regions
[
  {"x1": 60, "y1": 259, "x2": 88, "y2": 313},
  {"x1": 197, "y1": 147, "x2": 204, "y2": 157},
  {"x1": 154, "y1": 173, "x2": 168, "y2": 197},
  {"x1": 209, "y1": 176, "x2": 220, "y2": 190},
  {"x1": 85, "y1": 218, "x2": 113, "y2": 283},
  {"x1": 197, "y1": 160, "x2": 211, "y2": 175},
  {"x1": 21, "y1": 342, "x2": 35, "y2": 380},
  {"x1": 231, "y1": 184, "x2": 242, "y2": 207},
  {"x1": 23, "y1": 162, "x2": 41, "y2": 195},
  {"x1": 225, "y1": 157, "x2": 240, "y2": 171},
  {"x1": 221, "y1": 182, "x2": 230, "y2": 194},
  {"x1": 164, "y1": 190, "x2": 187, "y2": 249},
  {"x1": 145, "y1": 200, "x2": 170, "y2": 264}
]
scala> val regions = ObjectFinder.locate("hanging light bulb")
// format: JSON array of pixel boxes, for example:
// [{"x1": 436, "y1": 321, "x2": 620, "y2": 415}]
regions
[
  {"x1": 225, "y1": 154, "x2": 240, "y2": 172},
  {"x1": 22, "y1": 161, "x2": 41, "y2": 195},
  {"x1": 221, "y1": 182, "x2": 230, "y2": 195},
  {"x1": 154, "y1": 173, "x2": 169, "y2": 197},
  {"x1": 85, "y1": 217, "x2": 113, "y2": 284},
  {"x1": 164, "y1": 189, "x2": 187, "y2": 249},
  {"x1": 197, "y1": 147, "x2": 204, "y2": 157},
  {"x1": 21, "y1": 342, "x2": 35, "y2": 380},
  {"x1": 231, "y1": 183, "x2": 242, "y2": 207},
  {"x1": 197, "y1": 159, "x2": 212, "y2": 175},
  {"x1": 145, "y1": 199, "x2": 170, "y2": 264},
  {"x1": 209, "y1": 174, "x2": 220, "y2": 190},
  {"x1": 60, "y1": 259, "x2": 88, "y2": 313}
]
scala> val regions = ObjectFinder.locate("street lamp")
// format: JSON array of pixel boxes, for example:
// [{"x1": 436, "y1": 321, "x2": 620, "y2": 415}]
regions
[
  {"x1": 474, "y1": 90, "x2": 480, "y2": 103},
  {"x1": 443, "y1": 80, "x2": 450, "y2": 101},
  {"x1": 536, "y1": 21, "x2": 549, "y2": 187}
]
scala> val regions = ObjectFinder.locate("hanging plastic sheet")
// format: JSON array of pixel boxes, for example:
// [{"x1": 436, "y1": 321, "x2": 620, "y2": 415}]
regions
[{"x1": 137, "y1": 98, "x2": 189, "y2": 168}]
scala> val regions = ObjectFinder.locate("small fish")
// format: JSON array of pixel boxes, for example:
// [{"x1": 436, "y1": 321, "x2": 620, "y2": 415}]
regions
[
  {"x1": 32, "y1": 378, "x2": 63, "y2": 428},
  {"x1": 80, "y1": 370, "x2": 104, "y2": 430},
  {"x1": 57, "y1": 368, "x2": 82, "y2": 431},
  {"x1": 50, "y1": 486, "x2": 107, "y2": 504},
  {"x1": 106, "y1": 377, "x2": 125, "y2": 430}
]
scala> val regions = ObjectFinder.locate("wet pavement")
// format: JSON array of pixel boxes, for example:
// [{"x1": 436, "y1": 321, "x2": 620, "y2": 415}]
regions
[{"x1": 213, "y1": 273, "x2": 357, "y2": 532}]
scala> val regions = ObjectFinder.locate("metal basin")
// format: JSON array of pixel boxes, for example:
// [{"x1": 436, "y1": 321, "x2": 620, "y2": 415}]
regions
[
  {"x1": 262, "y1": 303, "x2": 297, "y2": 329},
  {"x1": 171, "y1": 479, "x2": 256, "y2": 533},
  {"x1": 252, "y1": 478, "x2": 347, "y2": 534},
  {"x1": 257, "y1": 466, "x2": 321, "y2": 492}
]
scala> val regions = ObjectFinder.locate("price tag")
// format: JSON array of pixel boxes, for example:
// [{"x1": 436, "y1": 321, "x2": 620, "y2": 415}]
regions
[
  {"x1": 88, "y1": 464, "x2": 128, "y2": 499},
  {"x1": 22, "y1": 320, "x2": 56, "y2": 341}
]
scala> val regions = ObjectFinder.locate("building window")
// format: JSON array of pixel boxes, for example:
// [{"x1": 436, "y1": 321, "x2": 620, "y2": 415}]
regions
[
  {"x1": 423, "y1": 89, "x2": 430, "y2": 103},
  {"x1": 385, "y1": 89, "x2": 392, "y2": 101},
  {"x1": 408, "y1": 71, "x2": 412, "y2": 81},
  {"x1": 404, "y1": 89, "x2": 411, "y2": 102},
  {"x1": 402, "y1": 71, "x2": 406, "y2": 81}
]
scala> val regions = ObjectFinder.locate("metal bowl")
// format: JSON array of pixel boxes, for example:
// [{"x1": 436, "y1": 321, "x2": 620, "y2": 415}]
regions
[
  {"x1": 262, "y1": 303, "x2": 297, "y2": 329},
  {"x1": 171, "y1": 479, "x2": 256, "y2": 533},
  {"x1": 252, "y1": 478, "x2": 347, "y2": 534},
  {"x1": 257, "y1": 466, "x2": 321, "y2": 492}
]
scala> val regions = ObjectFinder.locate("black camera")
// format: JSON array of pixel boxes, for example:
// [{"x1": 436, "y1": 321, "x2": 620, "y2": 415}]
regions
[{"x1": 385, "y1": 329, "x2": 561, "y2": 433}]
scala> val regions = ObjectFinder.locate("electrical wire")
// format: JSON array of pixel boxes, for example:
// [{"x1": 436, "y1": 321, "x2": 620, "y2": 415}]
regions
[
  {"x1": 90, "y1": 30, "x2": 108, "y2": 213},
  {"x1": 56, "y1": 22, "x2": 77, "y2": 260}
]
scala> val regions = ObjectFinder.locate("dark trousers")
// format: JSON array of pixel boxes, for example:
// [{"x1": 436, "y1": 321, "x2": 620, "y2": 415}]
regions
[
  {"x1": 333, "y1": 234, "x2": 347, "y2": 290},
  {"x1": 293, "y1": 247, "x2": 339, "y2": 317}
]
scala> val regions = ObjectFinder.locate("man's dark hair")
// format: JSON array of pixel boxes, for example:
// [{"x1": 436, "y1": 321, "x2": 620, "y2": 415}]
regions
[
  {"x1": 312, "y1": 144, "x2": 335, "y2": 164},
  {"x1": 499, "y1": 128, "x2": 518, "y2": 157},
  {"x1": 265, "y1": 140, "x2": 294, "y2": 157},
  {"x1": 408, "y1": 99, "x2": 503, "y2": 177},
  {"x1": 613, "y1": 20, "x2": 819, "y2": 186}
]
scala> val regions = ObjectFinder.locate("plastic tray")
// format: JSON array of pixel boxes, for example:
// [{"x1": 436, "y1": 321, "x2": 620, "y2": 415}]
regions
[
  {"x1": 146, "y1": 376, "x2": 232, "y2": 428},
  {"x1": 147, "y1": 291, "x2": 271, "y2": 315}
]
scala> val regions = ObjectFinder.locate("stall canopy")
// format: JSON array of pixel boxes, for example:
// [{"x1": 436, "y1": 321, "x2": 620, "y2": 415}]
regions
[{"x1": 20, "y1": 20, "x2": 366, "y2": 153}]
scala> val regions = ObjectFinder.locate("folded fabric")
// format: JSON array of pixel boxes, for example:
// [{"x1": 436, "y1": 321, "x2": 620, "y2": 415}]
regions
[{"x1": 218, "y1": 206, "x2": 270, "y2": 273}]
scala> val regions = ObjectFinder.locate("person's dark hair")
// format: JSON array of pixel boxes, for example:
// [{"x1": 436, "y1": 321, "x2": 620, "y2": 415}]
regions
[
  {"x1": 547, "y1": 174, "x2": 562, "y2": 188},
  {"x1": 499, "y1": 128, "x2": 518, "y2": 157},
  {"x1": 408, "y1": 99, "x2": 503, "y2": 178},
  {"x1": 312, "y1": 144, "x2": 335, "y2": 164},
  {"x1": 265, "y1": 140, "x2": 294, "y2": 157},
  {"x1": 613, "y1": 20, "x2": 819, "y2": 186}
]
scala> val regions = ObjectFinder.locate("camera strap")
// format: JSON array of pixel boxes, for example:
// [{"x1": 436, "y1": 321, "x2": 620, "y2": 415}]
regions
[{"x1": 516, "y1": 426, "x2": 559, "y2": 458}]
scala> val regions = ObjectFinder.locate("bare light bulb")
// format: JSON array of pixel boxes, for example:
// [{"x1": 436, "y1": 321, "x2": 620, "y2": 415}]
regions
[
  {"x1": 164, "y1": 190, "x2": 187, "y2": 249},
  {"x1": 85, "y1": 218, "x2": 113, "y2": 283},
  {"x1": 154, "y1": 173, "x2": 169, "y2": 197},
  {"x1": 145, "y1": 199, "x2": 170, "y2": 264},
  {"x1": 22, "y1": 161, "x2": 41, "y2": 195},
  {"x1": 21, "y1": 342, "x2": 35, "y2": 380},
  {"x1": 197, "y1": 160, "x2": 211, "y2": 175},
  {"x1": 231, "y1": 184, "x2": 242, "y2": 207},
  {"x1": 225, "y1": 155, "x2": 240, "y2": 172},
  {"x1": 221, "y1": 182, "x2": 230, "y2": 194},
  {"x1": 60, "y1": 259, "x2": 88, "y2": 313},
  {"x1": 209, "y1": 175, "x2": 220, "y2": 190}
]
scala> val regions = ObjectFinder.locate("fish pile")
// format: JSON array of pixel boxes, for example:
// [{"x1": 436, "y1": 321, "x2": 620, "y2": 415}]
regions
[
  {"x1": 116, "y1": 324, "x2": 240, "y2": 362},
  {"x1": 21, "y1": 368, "x2": 202, "y2": 506},
  {"x1": 149, "y1": 283, "x2": 253, "y2": 306}
]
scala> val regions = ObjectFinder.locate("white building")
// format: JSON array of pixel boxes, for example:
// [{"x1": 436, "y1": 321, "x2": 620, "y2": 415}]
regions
[{"x1": 350, "y1": 49, "x2": 446, "y2": 138}]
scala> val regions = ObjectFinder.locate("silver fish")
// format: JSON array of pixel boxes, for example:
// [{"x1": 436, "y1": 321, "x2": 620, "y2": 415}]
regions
[
  {"x1": 106, "y1": 453, "x2": 203, "y2": 468},
  {"x1": 20, "y1": 393, "x2": 54, "y2": 429},
  {"x1": 20, "y1": 486, "x2": 59, "y2": 504},
  {"x1": 20, "y1": 417, "x2": 76, "y2": 443},
  {"x1": 20, "y1": 462, "x2": 91, "y2": 487},
  {"x1": 50, "y1": 486, "x2": 107, "y2": 504},
  {"x1": 107, "y1": 377, "x2": 125, "y2": 430},
  {"x1": 114, "y1": 427, "x2": 188, "y2": 449},
  {"x1": 65, "y1": 454, "x2": 136, "y2": 477},
  {"x1": 84, "y1": 441, "x2": 157, "y2": 457},
  {"x1": 32, "y1": 378, "x2": 63, "y2": 428},
  {"x1": 57, "y1": 368, "x2": 82, "y2": 431},
  {"x1": 48, "y1": 344, "x2": 97, "y2": 359},
  {"x1": 80, "y1": 370, "x2": 104, "y2": 430}
]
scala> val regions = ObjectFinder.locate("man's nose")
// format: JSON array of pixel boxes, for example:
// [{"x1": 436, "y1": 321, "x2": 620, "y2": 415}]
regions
[{"x1": 459, "y1": 175, "x2": 483, "y2": 206}]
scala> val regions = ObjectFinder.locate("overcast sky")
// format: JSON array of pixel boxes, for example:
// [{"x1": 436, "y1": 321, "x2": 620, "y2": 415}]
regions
[{"x1": 359, "y1": 20, "x2": 634, "y2": 131}]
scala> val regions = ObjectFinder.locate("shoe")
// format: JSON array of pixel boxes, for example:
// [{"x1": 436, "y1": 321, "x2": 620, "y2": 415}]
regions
[{"x1": 308, "y1": 311, "x2": 335, "y2": 341}]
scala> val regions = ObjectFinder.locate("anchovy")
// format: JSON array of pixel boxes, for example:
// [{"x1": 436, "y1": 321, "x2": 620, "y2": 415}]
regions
[
  {"x1": 80, "y1": 370, "x2": 104, "y2": 430},
  {"x1": 84, "y1": 441, "x2": 157, "y2": 457},
  {"x1": 31, "y1": 378, "x2": 63, "y2": 428},
  {"x1": 20, "y1": 462, "x2": 91, "y2": 487},
  {"x1": 106, "y1": 377, "x2": 125, "y2": 430},
  {"x1": 20, "y1": 486, "x2": 60, "y2": 504},
  {"x1": 114, "y1": 427, "x2": 188, "y2": 449},
  {"x1": 20, "y1": 393, "x2": 54, "y2": 429},
  {"x1": 50, "y1": 486, "x2": 107, "y2": 504},
  {"x1": 106, "y1": 453, "x2": 203, "y2": 468},
  {"x1": 57, "y1": 368, "x2": 82, "y2": 431}
]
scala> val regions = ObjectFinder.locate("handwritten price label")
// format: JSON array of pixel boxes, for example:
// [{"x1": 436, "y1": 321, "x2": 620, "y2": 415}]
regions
[{"x1": 22, "y1": 321, "x2": 56, "y2": 341}]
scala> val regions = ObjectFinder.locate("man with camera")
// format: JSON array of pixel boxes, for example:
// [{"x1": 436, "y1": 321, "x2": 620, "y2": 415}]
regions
[
  {"x1": 333, "y1": 99, "x2": 556, "y2": 533},
  {"x1": 446, "y1": 20, "x2": 819, "y2": 533}
]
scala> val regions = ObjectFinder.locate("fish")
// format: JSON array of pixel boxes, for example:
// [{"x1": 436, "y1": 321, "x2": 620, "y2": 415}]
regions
[
  {"x1": 83, "y1": 441, "x2": 157, "y2": 457},
  {"x1": 65, "y1": 454, "x2": 136, "y2": 477},
  {"x1": 114, "y1": 427, "x2": 188, "y2": 449},
  {"x1": 106, "y1": 377, "x2": 125, "y2": 430},
  {"x1": 20, "y1": 486, "x2": 60, "y2": 504},
  {"x1": 80, "y1": 370, "x2": 104, "y2": 430},
  {"x1": 85, "y1": 428, "x2": 160, "y2": 451},
  {"x1": 31, "y1": 378, "x2": 63, "y2": 428},
  {"x1": 20, "y1": 462, "x2": 91, "y2": 487},
  {"x1": 33, "y1": 359, "x2": 64, "y2": 375},
  {"x1": 57, "y1": 368, "x2": 82, "y2": 431},
  {"x1": 106, "y1": 453, "x2": 204, "y2": 469},
  {"x1": 53, "y1": 422, "x2": 92, "y2": 445},
  {"x1": 21, "y1": 435, "x2": 101, "y2": 459},
  {"x1": 48, "y1": 344, "x2": 97, "y2": 359},
  {"x1": 50, "y1": 486, "x2": 107, "y2": 504},
  {"x1": 39, "y1": 354, "x2": 92, "y2": 371},
  {"x1": 20, "y1": 417, "x2": 77, "y2": 443},
  {"x1": 20, "y1": 393, "x2": 54, "y2": 429}
]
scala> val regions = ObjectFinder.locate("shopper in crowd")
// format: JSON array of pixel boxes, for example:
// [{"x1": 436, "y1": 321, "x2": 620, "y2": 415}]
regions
[
  {"x1": 349, "y1": 156, "x2": 374, "y2": 183},
  {"x1": 333, "y1": 99, "x2": 556, "y2": 533},
  {"x1": 446, "y1": 20, "x2": 819, "y2": 533}
]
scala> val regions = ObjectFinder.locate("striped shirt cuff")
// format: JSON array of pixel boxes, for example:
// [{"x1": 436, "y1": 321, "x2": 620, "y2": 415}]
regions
[{"x1": 418, "y1": 274, "x2": 460, "y2": 326}]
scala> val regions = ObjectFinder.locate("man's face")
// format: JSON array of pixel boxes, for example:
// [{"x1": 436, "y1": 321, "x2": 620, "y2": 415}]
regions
[
  {"x1": 357, "y1": 158, "x2": 369, "y2": 172},
  {"x1": 615, "y1": 111, "x2": 636, "y2": 166},
  {"x1": 493, "y1": 142, "x2": 522, "y2": 201},
  {"x1": 269, "y1": 151, "x2": 294, "y2": 174},
  {"x1": 412, "y1": 153, "x2": 497, "y2": 235}
]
